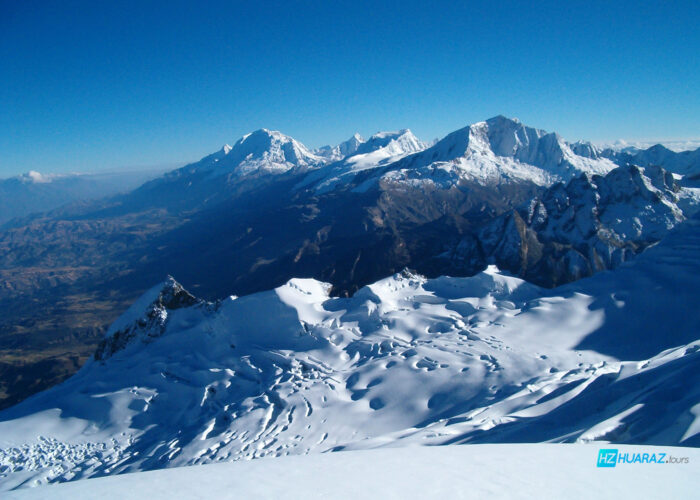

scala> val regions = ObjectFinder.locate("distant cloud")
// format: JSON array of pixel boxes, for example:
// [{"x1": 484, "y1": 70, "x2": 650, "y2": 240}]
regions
[
  {"x1": 21, "y1": 170, "x2": 59, "y2": 183},
  {"x1": 3, "y1": 162, "x2": 185, "y2": 182}
]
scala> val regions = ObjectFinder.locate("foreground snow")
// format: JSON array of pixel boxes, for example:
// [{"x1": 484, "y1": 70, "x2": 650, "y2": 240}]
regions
[
  {"x1": 5, "y1": 444, "x2": 698, "y2": 499},
  {"x1": 1, "y1": 216, "x2": 699, "y2": 491}
]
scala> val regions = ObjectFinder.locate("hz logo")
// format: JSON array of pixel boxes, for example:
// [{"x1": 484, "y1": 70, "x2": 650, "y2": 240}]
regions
[
  {"x1": 597, "y1": 448, "x2": 686, "y2": 467},
  {"x1": 597, "y1": 449, "x2": 618, "y2": 467}
]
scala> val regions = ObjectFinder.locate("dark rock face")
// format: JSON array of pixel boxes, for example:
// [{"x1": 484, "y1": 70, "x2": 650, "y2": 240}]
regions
[
  {"x1": 94, "y1": 278, "x2": 200, "y2": 361},
  {"x1": 443, "y1": 165, "x2": 687, "y2": 286}
]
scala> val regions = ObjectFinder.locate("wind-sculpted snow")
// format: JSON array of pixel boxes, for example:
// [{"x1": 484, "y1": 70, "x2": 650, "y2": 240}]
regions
[
  {"x1": 7, "y1": 445, "x2": 699, "y2": 499},
  {"x1": 1, "y1": 215, "x2": 699, "y2": 491}
]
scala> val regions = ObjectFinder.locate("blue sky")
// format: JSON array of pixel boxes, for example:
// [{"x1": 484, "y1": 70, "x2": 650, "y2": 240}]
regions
[{"x1": 1, "y1": 0, "x2": 699, "y2": 177}]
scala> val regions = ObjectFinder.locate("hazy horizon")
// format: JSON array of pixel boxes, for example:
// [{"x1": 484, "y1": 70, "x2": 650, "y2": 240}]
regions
[{"x1": 2, "y1": 0, "x2": 699, "y2": 176}]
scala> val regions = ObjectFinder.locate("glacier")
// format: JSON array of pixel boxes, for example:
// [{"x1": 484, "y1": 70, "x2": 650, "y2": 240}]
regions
[
  {"x1": 0, "y1": 211, "x2": 699, "y2": 491},
  {"x1": 5, "y1": 444, "x2": 698, "y2": 499}
]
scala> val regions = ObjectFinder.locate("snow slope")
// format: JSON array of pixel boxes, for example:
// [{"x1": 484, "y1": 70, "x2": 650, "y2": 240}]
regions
[
  {"x1": 1, "y1": 213, "x2": 699, "y2": 491},
  {"x1": 5, "y1": 444, "x2": 698, "y2": 499}
]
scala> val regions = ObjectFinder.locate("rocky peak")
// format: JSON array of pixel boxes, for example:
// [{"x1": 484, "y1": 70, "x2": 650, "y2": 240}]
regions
[{"x1": 94, "y1": 277, "x2": 201, "y2": 361}]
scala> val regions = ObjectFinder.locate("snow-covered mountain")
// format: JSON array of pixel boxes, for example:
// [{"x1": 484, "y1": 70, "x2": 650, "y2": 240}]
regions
[
  {"x1": 1, "y1": 211, "x2": 698, "y2": 491},
  {"x1": 569, "y1": 140, "x2": 603, "y2": 159},
  {"x1": 354, "y1": 129, "x2": 426, "y2": 158},
  {"x1": 122, "y1": 128, "x2": 333, "y2": 209},
  {"x1": 443, "y1": 164, "x2": 698, "y2": 285},
  {"x1": 572, "y1": 141, "x2": 700, "y2": 179},
  {"x1": 127, "y1": 127, "x2": 426, "y2": 209},
  {"x1": 298, "y1": 129, "x2": 427, "y2": 193},
  {"x1": 165, "y1": 128, "x2": 326, "y2": 180},
  {"x1": 614, "y1": 144, "x2": 700, "y2": 178},
  {"x1": 370, "y1": 116, "x2": 618, "y2": 191},
  {"x1": 314, "y1": 133, "x2": 365, "y2": 162},
  {"x1": 599, "y1": 138, "x2": 700, "y2": 154}
]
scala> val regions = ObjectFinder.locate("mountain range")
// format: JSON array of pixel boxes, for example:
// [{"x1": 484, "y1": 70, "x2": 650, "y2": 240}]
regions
[
  {"x1": 0, "y1": 115, "x2": 698, "y2": 417},
  {"x1": 0, "y1": 169, "x2": 168, "y2": 226}
]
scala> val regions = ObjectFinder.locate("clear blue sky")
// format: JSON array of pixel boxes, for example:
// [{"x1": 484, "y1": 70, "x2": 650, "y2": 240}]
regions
[{"x1": 1, "y1": 0, "x2": 699, "y2": 176}]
